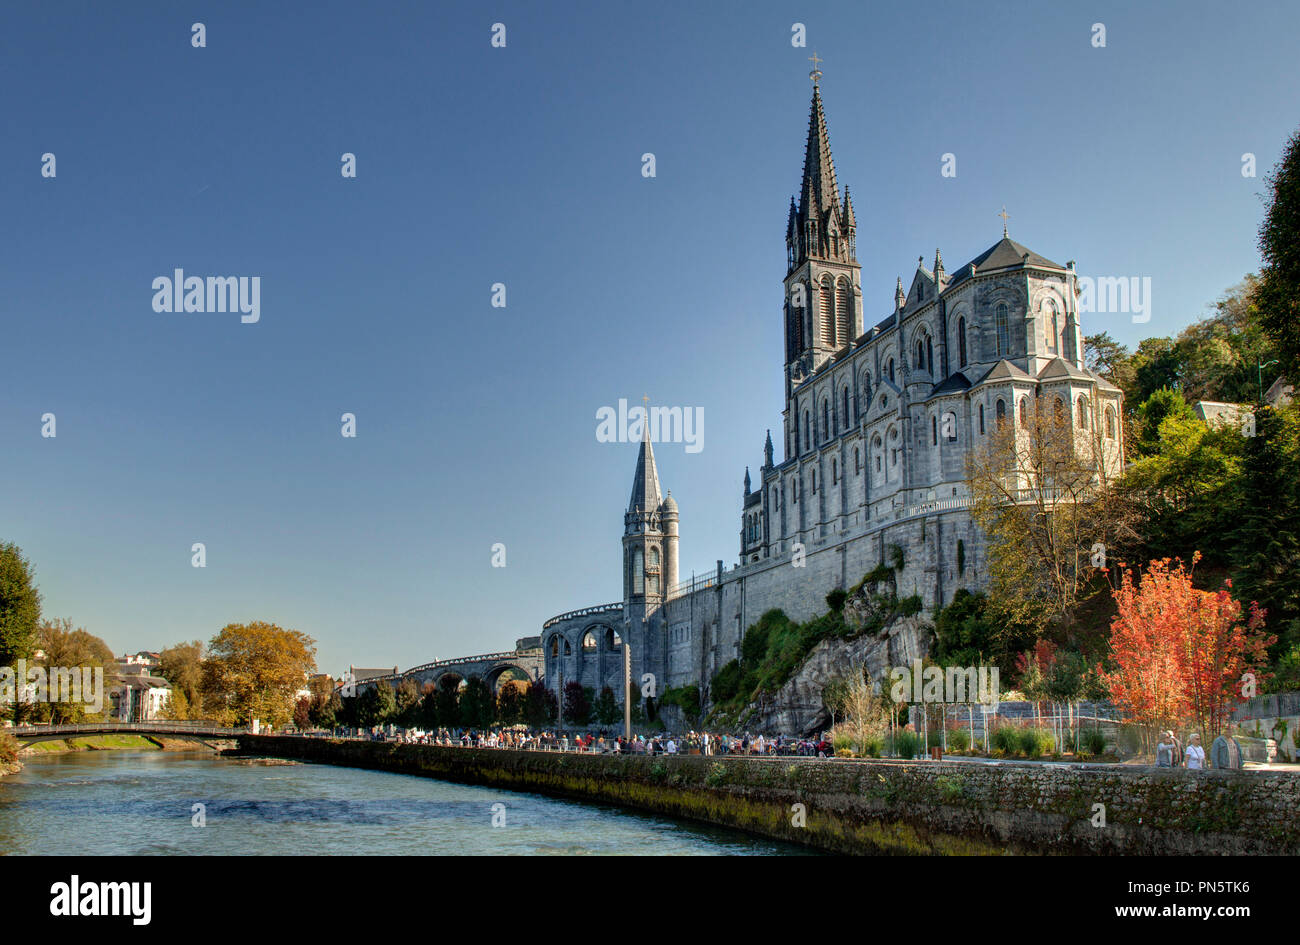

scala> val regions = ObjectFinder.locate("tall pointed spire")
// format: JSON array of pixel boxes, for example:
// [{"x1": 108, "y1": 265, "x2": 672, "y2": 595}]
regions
[
  {"x1": 934, "y1": 247, "x2": 945, "y2": 282},
  {"x1": 799, "y1": 85, "x2": 840, "y2": 224},
  {"x1": 895, "y1": 277, "x2": 906, "y2": 310},
  {"x1": 627, "y1": 422, "x2": 662, "y2": 513}
]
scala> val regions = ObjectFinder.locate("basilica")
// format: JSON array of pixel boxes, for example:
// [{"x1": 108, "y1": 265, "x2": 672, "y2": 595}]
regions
[{"x1": 540, "y1": 81, "x2": 1125, "y2": 707}]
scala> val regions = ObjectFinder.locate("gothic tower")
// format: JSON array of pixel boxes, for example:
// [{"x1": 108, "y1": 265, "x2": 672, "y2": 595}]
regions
[
  {"x1": 622, "y1": 428, "x2": 676, "y2": 701},
  {"x1": 783, "y1": 83, "x2": 864, "y2": 461}
]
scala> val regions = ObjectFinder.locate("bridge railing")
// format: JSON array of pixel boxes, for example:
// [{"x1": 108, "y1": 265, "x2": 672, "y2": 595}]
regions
[{"x1": 10, "y1": 721, "x2": 246, "y2": 736}]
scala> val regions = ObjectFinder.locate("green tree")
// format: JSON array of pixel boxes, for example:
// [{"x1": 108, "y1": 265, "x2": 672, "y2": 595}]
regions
[
  {"x1": 496, "y1": 680, "x2": 525, "y2": 724},
  {"x1": 594, "y1": 686, "x2": 620, "y2": 725},
  {"x1": 1256, "y1": 127, "x2": 1300, "y2": 378},
  {"x1": 459, "y1": 677, "x2": 494, "y2": 729},
  {"x1": 0, "y1": 542, "x2": 41, "y2": 667},
  {"x1": 395, "y1": 677, "x2": 420, "y2": 727},
  {"x1": 1134, "y1": 387, "x2": 1196, "y2": 458},
  {"x1": 1230, "y1": 404, "x2": 1300, "y2": 660},
  {"x1": 523, "y1": 682, "x2": 554, "y2": 727},
  {"x1": 32, "y1": 619, "x2": 115, "y2": 723},
  {"x1": 158, "y1": 641, "x2": 205, "y2": 717}
]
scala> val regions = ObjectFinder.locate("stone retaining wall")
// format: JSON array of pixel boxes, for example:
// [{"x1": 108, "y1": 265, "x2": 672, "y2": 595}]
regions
[{"x1": 237, "y1": 735, "x2": 1299, "y2": 855}]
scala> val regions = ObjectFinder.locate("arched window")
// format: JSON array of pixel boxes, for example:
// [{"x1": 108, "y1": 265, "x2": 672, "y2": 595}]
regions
[
  {"x1": 1077, "y1": 395, "x2": 1089, "y2": 429},
  {"x1": 978, "y1": 403, "x2": 985, "y2": 435},
  {"x1": 550, "y1": 636, "x2": 560, "y2": 659},
  {"x1": 1044, "y1": 299, "x2": 1059, "y2": 353},
  {"x1": 996, "y1": 399, "x2": 1006, "y2": 426},
  {"x1": 819, "y1": 275, "x2": 834, "y2": 345},
  {"x1": 888, "y1": 358, "x2": 895, "y2": 383},
  {"x1": 957, "y1": 316, "x2": 968, "y2": 367},
  {"x1": 582, "y1": 631, "x2": 598, "y2": 651},
  {"x1": 832, "y1": 458, "x2": 838, "y2": 484},
  {"x1": 842, "y1": 387, "x2": 850, "y2": 429},
  {"x1": 1105, "y1": 406, "x2": 1116, "y2": 439},
  {"x1": 995, "y1": 302, "x2": 1010, "y2": 357},
  {"x1": 632, "y1": 547, "x2": 644, "y2": 595},
  {"x1": 916, "y1": 339, "x2": 925, "y2": 369},
  {"x1": 944, "y1": 411, "x2": 957, "y2": 442},
  {"x1": 861, "y1": 372, "x2": 872, "y2": 411},
  {"x1": 822, "y1": 400, "x2": 830, "y2": 441},
  {"x1": 854, "y1": 447, "x2": 861, "y2": 473},
  {"x1": 932, "y1": 415, "x2": 938, "y2": 445},
  {"x1": 803, "y1": 410, "x2": 810, "y2": 450},
  {"x1": 1053, "y1": 396, "x2": 1066, "y2": 421},
  {"x1": 649, "y1": 547, "x2": 659, "y2": 567},
  {"x1": 835, "y1": 278, "x2": 850, "y2": 344},
  {"x1": 1019, "y1": 397, "x2": 1029, "y2": 426},
  {"x1": 926, "y1": 336, "x2": 934, "y2": 375},
  {"x1": 812, "y1": 469, "x2": 817, "y2": 494}
]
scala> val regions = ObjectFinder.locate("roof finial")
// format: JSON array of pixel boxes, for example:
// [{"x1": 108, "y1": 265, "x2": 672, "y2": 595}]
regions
[
  {"x1": 998, "y1": 205, "x2": 1010, "y2": 238},
  {"x1": 808, "y1": 51, "x2": 823, "y2": 86}
]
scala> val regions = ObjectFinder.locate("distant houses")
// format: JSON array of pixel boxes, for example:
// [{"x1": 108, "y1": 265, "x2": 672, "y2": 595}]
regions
[{"x1": 107, "y1": 652, "x2": 171, "y2": 722}]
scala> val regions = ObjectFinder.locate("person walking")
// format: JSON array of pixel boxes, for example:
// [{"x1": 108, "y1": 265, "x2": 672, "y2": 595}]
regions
[
  {"x1": 1156, "y1": 731, "x2": 1174, "y2": 767},
  {"x1": 1184, "y1": 734, "x2": 1206, "y2": 770}
]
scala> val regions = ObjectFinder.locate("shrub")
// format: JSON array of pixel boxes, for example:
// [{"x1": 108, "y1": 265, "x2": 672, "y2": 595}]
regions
[
  {"x1": 991, "y1": 725, "x2": 1020, "y2": 754},
  {"x1": 1084, "y1": 728, "x2": 1108, "y2": 755},
  {"x1": 710, "y1": 660, "x2": 742, "y2": 703},
  {"x1": 835, "y1": 748, "x2": 854, "y2": 758},
  {"x1": 947, "y1": 728, "x2": 971, "y2": 751},
  {"x1": 832, "y1": 731, "x2": 854, "y2": 753},
  {"x1": 892, "y1": 730, "x2": 920, "y2": 759},
  {"x1": 926, "y1": 728, "x2": 944, "y2": 749},
  {"x1": 704, "y1": 763, "x2": 727, "y2": 788},
  {"x1": 0, "y1": 731, "x2": 18, "y2": 766},
  {"x1": 898, "y1": 594, "x2": 923, "y2": 617},
  {"x1": 860, "y1": 735, "x2": 884, "y2": 757},
  {"x1": 1018, "y1": 727, "x2": 1055, "y2": 757},
  {"x1": 826, "y1": 588, "x2": 848, "y2": 612}
]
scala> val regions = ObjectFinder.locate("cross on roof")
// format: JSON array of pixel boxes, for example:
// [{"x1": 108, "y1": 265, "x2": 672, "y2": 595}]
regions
[
  {"x1": 808, "y1": 52, "x2": 823, "y2": 85},
  {"x1": 998, "y1": 205, "x2": 1010, "y2": 238}
]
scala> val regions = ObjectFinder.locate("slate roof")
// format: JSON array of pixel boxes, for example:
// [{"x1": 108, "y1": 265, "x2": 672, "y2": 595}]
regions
[{"x1": 946, "y1": 238, "x2": 1066, "y2": 287}]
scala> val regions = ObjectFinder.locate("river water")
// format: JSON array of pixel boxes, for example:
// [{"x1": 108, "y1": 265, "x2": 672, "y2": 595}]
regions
[{"x1": 0, "y1": 750, "x2": 809, "y2": 856}]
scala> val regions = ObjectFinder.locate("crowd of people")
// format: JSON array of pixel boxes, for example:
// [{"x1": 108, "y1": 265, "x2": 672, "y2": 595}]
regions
[{"x1": 350, "y1": 726, "x2": 837, "y2": 757}]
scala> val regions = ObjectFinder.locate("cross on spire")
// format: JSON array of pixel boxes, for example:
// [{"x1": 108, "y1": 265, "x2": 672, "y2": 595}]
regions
[
  {"x1": 808, "y1": 51, "x2": 823, "y2": 85},
  {"x1": 998, "y1": 205, "x2": 1010, "y2": 238}
]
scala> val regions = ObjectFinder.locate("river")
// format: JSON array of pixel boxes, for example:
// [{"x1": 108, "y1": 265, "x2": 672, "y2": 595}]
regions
[{"x1": 0, "y1": 750, "x2": 810, "y2": 855}]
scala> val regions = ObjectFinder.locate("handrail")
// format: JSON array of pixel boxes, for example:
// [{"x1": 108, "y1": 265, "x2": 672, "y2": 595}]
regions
[{"x1": 541, "y1": 602, "x2": 623, "y2": 630}]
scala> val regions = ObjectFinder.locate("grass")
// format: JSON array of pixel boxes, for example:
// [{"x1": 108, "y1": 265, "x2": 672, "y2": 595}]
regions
[{"x1": 25, "y1": 735, "x2": 161, "y2": 753}]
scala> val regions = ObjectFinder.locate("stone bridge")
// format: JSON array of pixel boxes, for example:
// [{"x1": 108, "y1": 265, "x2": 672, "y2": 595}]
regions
[
  {"x1": 10, "y1": 721, "x2": 245, "y2": 751},
  {"x1": 354, "y1": 647, "x2": 543, "y2": 695}
]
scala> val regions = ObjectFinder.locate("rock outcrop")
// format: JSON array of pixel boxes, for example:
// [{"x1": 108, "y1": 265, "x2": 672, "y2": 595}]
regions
[{"x1": 745, "y1": 610, "x2": 933, "y2": 736}]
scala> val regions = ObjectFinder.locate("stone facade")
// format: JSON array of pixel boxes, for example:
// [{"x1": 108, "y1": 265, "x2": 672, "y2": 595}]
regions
[{"x1": 541, "y1": 84, "x2": 1124, "y2": 713}]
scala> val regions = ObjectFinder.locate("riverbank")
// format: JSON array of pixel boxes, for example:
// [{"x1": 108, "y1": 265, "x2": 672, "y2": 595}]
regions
[
  {"x1": 19, "y1": 735, "x2": 230, "y2": 755},
  {"x1": 236, "y1": 735, "x2": 1300, "y2": 855}
]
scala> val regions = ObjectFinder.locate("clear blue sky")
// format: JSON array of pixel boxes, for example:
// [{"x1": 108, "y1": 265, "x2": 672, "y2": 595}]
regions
[{"x1": 3, "y1": 1, "x2": 1297, "y2": 675}]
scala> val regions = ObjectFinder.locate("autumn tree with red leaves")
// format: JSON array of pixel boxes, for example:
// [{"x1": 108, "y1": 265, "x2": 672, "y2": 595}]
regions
[
  {"x1": 1177, "y1": 577, "x2": 1272, "y2": 742},
  {"x1": 1102, "y1": 554, "x2": 1274, "y2": 747}
]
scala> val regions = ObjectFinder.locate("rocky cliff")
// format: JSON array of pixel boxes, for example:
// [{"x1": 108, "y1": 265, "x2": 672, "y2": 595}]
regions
[{"x1": 743, "y1": 569, "x2": 935, "y2": 736}]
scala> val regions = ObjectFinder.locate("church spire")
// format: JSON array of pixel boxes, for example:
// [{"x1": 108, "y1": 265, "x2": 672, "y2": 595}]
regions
[
  {"x1": 798, "y1": 85, "x2": 840, "y2": 225},
  {"x1": 627, "y1": 418, "x2": 662, "y2": 514},
  {"x1": 789, "y1": 81, "x2": 856, "y2": 268},
  {"x1": 895, "y1": 276, "x2": 906, "y2": 310}
]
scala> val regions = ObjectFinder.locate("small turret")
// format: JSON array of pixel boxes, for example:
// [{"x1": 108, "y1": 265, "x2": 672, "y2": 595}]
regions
[
  {"x1": 763, "y1": 429, "x2": 774, "y2": 469},
  {"x1": 895, "y1": 277, "x2": 906, "y2": 311},
  {"x1": 743, "y1": 466, "x2": 752, "y2": 495}
]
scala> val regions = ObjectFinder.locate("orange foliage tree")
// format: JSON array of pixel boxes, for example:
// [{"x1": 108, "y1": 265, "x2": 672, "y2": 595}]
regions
[{"x1": 1101, "y1": 554, "x2": 1274, "y2": 743}]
